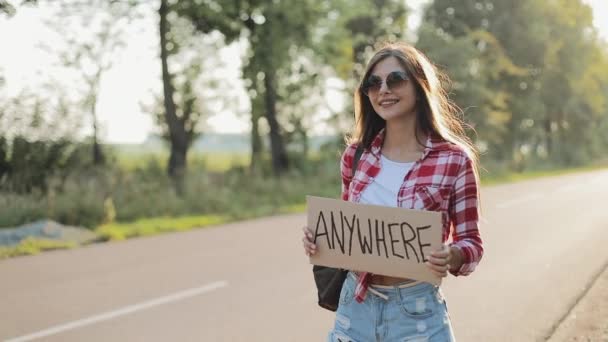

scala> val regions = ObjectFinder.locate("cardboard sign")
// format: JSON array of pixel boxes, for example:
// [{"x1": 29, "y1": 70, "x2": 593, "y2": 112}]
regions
[{"x1": 307, "y1": 196, "x2": 443, "y2": 285}]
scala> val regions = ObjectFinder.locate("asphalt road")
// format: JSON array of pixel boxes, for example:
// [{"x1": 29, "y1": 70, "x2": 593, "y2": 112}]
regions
[{"x1": 1, "y1": 169, "x2": 607, "y2": 342}]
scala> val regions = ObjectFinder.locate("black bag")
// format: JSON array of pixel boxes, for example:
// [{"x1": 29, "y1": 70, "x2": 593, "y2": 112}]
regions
[
  {"x1": 312, "y1": 146, "x2": 363, "y2": 311},
  {"x1": 312, "y1": 265, "x2": 349, "y2": 311}
]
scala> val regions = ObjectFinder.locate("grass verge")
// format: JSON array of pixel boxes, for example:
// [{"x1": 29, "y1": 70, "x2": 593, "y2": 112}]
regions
[
  {"x1": 0, "y1": 238, "x2": 76, "y2": 259},
  {"x1": 1, "y1": 164, "x2": 605, "y2": 260},
  {"x1": 480, "y1": 163, "x2": 608, "y2": 186},
  {"x1": 95, "y1": 214, "x2": 229, "y2": 241},
  {"x1": 95, "y1": 201, "x2": 309, "y2": 242}
]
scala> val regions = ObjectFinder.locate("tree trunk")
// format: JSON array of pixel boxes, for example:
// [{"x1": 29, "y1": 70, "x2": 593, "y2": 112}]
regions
[
  {"x1": 544, "y1": 118, "x2": 552, "y2": 159},
  {"x1": 159, "y1": 0, "x2": 188, "y2": 188},
  {"x1": 169, "y1": 142, "x2": 187, "y2": 185},
  {"x1": 91, "y1": 96, "x2": 104, "y2": 165},
  {"x1": 263, "y1": 70, "x2": 289, "y2": 175},
  {"x1": 89, "y1": 67, "x2": 104, "y2": 166},
  {"x1": 302, "y1": 130, "x2": 309, "y2": 158},
  {"x1": 250, "y1": 111, "x2": 262, "y2": 172}
]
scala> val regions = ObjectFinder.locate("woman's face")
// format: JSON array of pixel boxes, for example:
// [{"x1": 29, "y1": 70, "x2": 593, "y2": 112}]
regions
[{"x1": 364, "y1": 56, "x2": 417, "y2": 123}]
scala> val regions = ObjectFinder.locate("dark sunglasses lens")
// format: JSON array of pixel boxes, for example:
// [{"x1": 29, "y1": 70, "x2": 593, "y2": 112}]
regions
[
  {"x1": 363, "y1": 76, "x2": 382, "y2": 95},
  {"x1": 386, "y1": 71, "x2": 408, "y2": 89}
]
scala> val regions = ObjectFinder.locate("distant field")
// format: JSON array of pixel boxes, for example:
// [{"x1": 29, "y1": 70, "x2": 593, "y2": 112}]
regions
[
  {"x1": 108, "y1": 133, "x2": 335, "y2": 172},
  {"x1": 112, "y1": 149, "x2": 250, "y2": 173}
]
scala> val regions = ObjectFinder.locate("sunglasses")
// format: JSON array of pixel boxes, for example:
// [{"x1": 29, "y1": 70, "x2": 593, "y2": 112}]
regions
[{"x1": 361, "y1": 71, "x2": 409, "y2": 97}]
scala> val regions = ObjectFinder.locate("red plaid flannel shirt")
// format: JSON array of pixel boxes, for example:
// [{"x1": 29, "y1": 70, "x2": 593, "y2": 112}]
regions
[{"x1": 340, "y1": 129, "x2": 483, "y2": 302}]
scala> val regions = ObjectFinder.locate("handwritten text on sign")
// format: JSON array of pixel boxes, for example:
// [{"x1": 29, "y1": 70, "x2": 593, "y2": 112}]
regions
[{"x1": 306, "y1": 196, "x2": 443, "y2": 284}]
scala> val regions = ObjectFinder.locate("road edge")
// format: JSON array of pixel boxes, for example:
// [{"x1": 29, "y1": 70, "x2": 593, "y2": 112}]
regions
[{"x1": 545, "y1": 258, "x2": 608, "y2": 341}]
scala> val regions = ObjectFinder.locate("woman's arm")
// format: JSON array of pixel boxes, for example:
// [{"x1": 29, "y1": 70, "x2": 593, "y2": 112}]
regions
[{"x1": 448, "y1": 154, "x2": 484, "y2": 276}]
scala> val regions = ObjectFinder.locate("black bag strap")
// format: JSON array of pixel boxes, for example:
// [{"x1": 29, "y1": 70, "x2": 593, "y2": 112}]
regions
[{"x1": 352, "y1": 145, "x2": 363, "y2": 178}]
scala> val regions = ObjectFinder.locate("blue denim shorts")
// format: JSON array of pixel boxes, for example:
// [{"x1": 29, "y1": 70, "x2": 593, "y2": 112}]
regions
[{"x1": 327, "y1": 272, "x2": 455, "y2": 342}]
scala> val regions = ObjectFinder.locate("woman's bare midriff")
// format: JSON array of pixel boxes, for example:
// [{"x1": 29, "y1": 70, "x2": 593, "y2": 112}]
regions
[{"x1": 355, "y1": 272, "x2": 415, "y2": 285}]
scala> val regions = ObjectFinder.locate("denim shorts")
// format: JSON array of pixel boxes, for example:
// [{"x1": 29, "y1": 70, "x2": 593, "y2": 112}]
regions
[{"x1": 327, "y1": 272, "x2": 455, "y2": 342}]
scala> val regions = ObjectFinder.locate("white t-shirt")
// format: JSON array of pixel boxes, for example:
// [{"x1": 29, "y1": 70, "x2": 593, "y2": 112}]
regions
[{"x1": 359, "y1": 154, "x2": 414, "y2": 207}]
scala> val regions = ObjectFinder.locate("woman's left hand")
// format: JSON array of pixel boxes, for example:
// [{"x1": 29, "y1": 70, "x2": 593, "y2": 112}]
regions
[{"x1": 425, "y1": 245, "x2": 452, "y2": 278}]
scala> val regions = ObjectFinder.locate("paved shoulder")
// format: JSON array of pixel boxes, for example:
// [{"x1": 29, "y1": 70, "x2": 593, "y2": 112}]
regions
[{"x1": 548, "y1": 263, "x2": 608, "y2": 341}]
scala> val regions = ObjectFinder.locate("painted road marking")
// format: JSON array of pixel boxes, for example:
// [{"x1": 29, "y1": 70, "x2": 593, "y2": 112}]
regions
[{"x1": 6, "y1": 281, "x2": 228, "y2": 342}]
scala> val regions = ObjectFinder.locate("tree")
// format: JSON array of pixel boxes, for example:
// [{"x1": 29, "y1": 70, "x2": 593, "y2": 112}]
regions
[
  {"x1": 0, "y1": 0, "x2": 36, "y2": 16},
  {"x1": 158, "y1": 0, "x2": 186, "y2": 183},
  {"x1": 144, "y1": 16, "x2": 235, "y2": 185},
  {"x1": 42, "y1": 1, "x2": 130, "y2": 165},
  {"x1": 243, "y1": 2, "x2": 323, "y2": 174},
  {"x1": 422, "y1": 0, "x2": 608, "y2": 168},
  {"x1": 0, "y1": 84, "x2": 86, "y2": 192},
  {"x1": 312, "y1": 0, "x2": 409, "y2": 133},
  {"x1": 176, "y1": 0, "x2": 324, "y2": 175},
  {"x1": 276, "y1": 48, "x2": 325, "y2": 159}
]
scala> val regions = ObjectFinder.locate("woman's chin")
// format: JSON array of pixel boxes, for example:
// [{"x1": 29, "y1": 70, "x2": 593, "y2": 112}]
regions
[{"x1": 377, "y1": 110, "x2": 412, "y2": 122}]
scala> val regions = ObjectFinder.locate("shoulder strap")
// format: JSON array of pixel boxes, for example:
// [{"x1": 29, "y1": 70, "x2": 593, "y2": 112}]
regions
[{"x1": 352, "y1": 145, "x2": 363, "y2": 178}]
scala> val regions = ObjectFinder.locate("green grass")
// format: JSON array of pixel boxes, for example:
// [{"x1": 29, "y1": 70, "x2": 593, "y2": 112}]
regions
[
  {"x1": 93, "y1": 201, "x2": 315, "y2": 242},
  {"x1": 96, "y1": 214, "x2": 230, "y2": 241},
  {"x1": 0, "y1": 238, "x2": 76, "y2": 259},
  {"x1": 2, "y1": 159, "x2": 606, "y2": 259},
  {"x1": 192, "y1": 153, "x2": 249, "y2": 173},
  {"x1": 109, "y1": 162, "x2": 602, "y2": 235},
  {"x1": 480, "y1": 163, "x2": 608, "y2": 186},
  {"x1": 279, "y1": 203, "x2": 307, "y2": 214},
  {"x1": 113, "y1": 151, "x2": 249, "y2": 173}
]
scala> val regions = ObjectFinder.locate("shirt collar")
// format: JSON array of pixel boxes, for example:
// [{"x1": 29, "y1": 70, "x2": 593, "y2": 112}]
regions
[{"x1": 369, "y1": 128, "x2": 452, "y2": 158}]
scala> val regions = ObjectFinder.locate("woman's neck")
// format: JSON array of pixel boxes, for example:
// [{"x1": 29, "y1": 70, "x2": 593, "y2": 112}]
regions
[{"x1": 382, "y1": 114, "x2": 426, "y2": 162}]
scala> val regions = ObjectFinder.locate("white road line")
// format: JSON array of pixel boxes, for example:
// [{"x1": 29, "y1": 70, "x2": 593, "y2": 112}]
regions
[
  {"x1": 5, "y1": 281, "x2": 228, "y2": 342},
  {"x1": 496, "y1": 193, "x2": 542, "y2": 209}
]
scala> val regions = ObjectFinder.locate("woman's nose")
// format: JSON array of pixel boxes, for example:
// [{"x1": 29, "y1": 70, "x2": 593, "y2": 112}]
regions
[{"x1": 378, "y1": 80, "x2": 390, "y2": 94}]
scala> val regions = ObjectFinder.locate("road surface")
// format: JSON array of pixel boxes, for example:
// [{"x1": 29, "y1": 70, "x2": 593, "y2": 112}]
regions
[{"x1": 1, "y1": 169, "x2": 608, "y2": 341}]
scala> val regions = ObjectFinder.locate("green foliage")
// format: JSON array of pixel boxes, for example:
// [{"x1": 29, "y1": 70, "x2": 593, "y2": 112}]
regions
[
  {"x1": 0, "y1": 146, "x2": 605, "y2": 256},
  {"x1": 103, "y1": 197, "x2": 116, "y2": 224},
  {"x1": 96, "y1": 214, "x2": 228, "y2": 241},
  {"x1": 312, "y1": 0, "x2": 409, "y2": 128},
  {"x1": 0, "y1": 145, "x2": 344, "y2": 229},
  {"x1": 0, "y1": 192, "x2": 46, "y2": 228},
  {"x1": 0, "y1": 137, "x2": 93, "y2": 193},
  {"x1": 0, "y1": 0, "x2": 36, "y2": 17},
  {"x1": 145, "y1": 15, "x2": 231, "y2": 149},
  {"x1": 422, "y1": 0, "x2": 608, "y2": 168},
  {"x1": 0, "y1": 237, "x2": 75, "y2": 259},
  {"x1": 316, "y1": 0, "x2": 409, "y2": 78},
  {"x1": 1, "y1": 0, "x2": 608, "y2": 246},
  {"x1": 177, "y1": 0, "x2": 333, "y2": 174}
]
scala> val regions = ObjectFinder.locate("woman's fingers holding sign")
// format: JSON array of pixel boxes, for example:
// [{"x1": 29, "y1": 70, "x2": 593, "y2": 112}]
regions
[
  {"x1": 302, "y1": 226, "x2": 317, "y2": 257},
  {"x1": 425, "y1": 244, "x2": 451, "y2": 278}
]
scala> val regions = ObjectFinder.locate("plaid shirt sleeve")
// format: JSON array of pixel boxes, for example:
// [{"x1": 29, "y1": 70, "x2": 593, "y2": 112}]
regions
[
  {"x1": 340, "y1": 144, "x2": 357, "y2": 201},
  {"x1": 448, "y1": 153, "x2": 484, "y2": 276}
]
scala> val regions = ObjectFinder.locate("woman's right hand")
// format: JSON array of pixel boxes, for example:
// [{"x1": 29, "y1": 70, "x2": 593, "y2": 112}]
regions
[{"x1": 302, "y1": 226, "x2": 317, "y2": 257}]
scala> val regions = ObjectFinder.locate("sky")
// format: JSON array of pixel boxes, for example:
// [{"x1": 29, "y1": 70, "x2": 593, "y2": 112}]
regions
[{"x1": 0, "y1": 0, "x2": 606, "y2": 144}]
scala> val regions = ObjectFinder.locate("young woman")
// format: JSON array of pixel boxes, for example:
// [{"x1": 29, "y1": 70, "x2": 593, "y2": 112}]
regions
[{"x1": 302, "y1": 42, "x2": 484, "y2": 341}]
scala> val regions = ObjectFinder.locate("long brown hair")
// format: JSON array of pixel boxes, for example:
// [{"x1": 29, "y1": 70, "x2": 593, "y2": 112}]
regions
[{"x1": 349, "y1": 42, "x2": 479, "y2": 179}]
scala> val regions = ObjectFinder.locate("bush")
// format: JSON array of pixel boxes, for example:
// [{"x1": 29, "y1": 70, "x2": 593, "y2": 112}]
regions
[
  {"x1": 0, "y1": 137, "x2": 94, "y2": 193},
  {"x1": 0, "y1": 150, "x2": 343, "y2": 229}
]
